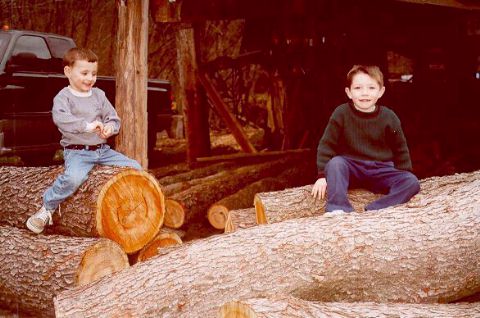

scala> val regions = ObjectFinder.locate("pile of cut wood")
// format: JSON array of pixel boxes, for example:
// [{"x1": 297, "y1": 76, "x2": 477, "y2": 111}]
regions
[
  {"x1": 0, "y1": 166, "x2": 167, "y2": 317},
  {"x1": 1, "y1": 164, "x2": 479, "y2": 317},
  {"x1": 0, "y1": 152, "x2": 315, "y2": 317}
]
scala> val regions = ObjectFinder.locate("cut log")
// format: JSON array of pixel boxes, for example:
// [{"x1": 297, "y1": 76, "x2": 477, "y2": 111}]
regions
[
  {"x1": 0, "y1": 226, "x2": 128, "y2": 318},
  {"x1": 54, "y1": 176, "x2": 480, "y2": 317},
  {"x1": 255, "y1": 170, "x2": 480, "y2": 225},
  {"x1": 168, "y1": 157, "x2": 308, "y2": 227},
  {"x1": 0, "y1": 166, "x2": 165, "y2": 254},
  {"x1": 156, "y1": 161, "x2": 236, "y2": 187},
  {"x1": 149, "y1": 162, "x2": 190, "y2": 179},
  {"x1": 162, "y1": 168, "x2": 232, "y2": 196},
  {"x1": 208, "y1": 178, "x2": 285, "y2": 229},
  {"x1": 196, "y1": 148, "x2": 311, "y2": 164},
  {"x1": 208, "y1": 164, "x2": 315, "y2": 229},
  {"x1": 224, "y1": 208, "x2": 256, "y2": 233},
  {"x1": 136, "y1": 229, "x2": 183, "y2": 262},
  {"x1": 164, "y1": 199, "x2": 186, "y2": 228},
  {"x1": 219, "y1": 296, "x2": 480, "y2": 318},
  {"x1": 255, "y1": 186, "x2": 377, "y2": 224}
]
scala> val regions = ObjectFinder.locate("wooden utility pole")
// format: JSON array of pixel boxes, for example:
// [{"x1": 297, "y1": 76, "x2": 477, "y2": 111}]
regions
[
  {"x1": 176, "y1": 24, "x2": 211, "y2": 166},
  {"x1": 115, "y1": 0, "x2": 149, "y2": 168}
]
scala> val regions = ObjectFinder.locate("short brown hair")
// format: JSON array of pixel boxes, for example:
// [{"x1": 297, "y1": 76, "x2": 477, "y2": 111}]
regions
[
  {"x1": 346, "y1": 65, "x2": 384, "y2": 87},
  {"x1": 63, "y1": 47, "x2": 98, "y2": 67}
]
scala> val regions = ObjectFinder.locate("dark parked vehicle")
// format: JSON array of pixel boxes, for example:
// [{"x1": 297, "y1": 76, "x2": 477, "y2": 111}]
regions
[{"x1": 0, "y1": 29, "x2": 173, "y2": 165}]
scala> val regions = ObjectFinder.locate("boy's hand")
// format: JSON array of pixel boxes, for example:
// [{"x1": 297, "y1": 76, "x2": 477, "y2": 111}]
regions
[
  {"x1": 99, "y1": 123, "x2": 115, "y2": 139},
  {"x1": 85, "y1": 120, "x2": 103, "y2": 133},
  {"x1": 311, "y1": 178, "x2": 327, "y2": 200}
]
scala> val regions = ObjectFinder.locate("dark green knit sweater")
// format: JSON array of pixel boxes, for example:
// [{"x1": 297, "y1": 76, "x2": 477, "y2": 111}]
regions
[{"x1": 316, "y1": 102, "x2": 412, "y2": 178}]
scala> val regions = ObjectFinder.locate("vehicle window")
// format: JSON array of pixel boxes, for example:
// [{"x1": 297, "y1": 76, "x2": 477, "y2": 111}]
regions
[
  {"x1": 0, "y1": 32, "x2": 11, "y2": 59},
  {"x1": 47, "y1": 37, "x2": 75, "y2": 58},
  {"x1": 12, "y1": 35, "x2": 51, "y2": 59}
]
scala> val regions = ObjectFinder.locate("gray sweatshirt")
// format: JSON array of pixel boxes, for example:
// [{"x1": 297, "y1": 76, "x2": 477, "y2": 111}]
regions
[{"x1": 52, "y1": 87, "x2": 121, "y2": 147}]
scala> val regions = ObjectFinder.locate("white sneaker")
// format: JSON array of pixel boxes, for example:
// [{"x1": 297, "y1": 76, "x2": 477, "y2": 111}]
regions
[
  {"x1": 26, "y1": 206, "x2": 54, "y2": 234},
  {"x1": 325, "y1": 209, "x2": 346, "y2": 217}
]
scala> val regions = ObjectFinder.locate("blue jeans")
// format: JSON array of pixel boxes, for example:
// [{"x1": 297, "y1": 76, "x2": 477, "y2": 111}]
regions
[
  {"x1": 43, "y1": 145, "x2": 142, "y2": 210},
  {"x1": 325, "y1": 156, "x2": 420, "y2": 212}
]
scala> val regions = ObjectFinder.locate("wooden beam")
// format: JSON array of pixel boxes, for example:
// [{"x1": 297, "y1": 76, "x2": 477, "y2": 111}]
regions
[
  {"x1": 176, "y1": 24, "x2": 211, "y2": 165},
  {"x1": 196, "y1": 148, "x2": 311, "y2": 164},
  {"x1": 199, "y1": 72, "x2": 257, "y2": 154},
  {"x1": 394, "y1": 0, "x2": 480, "y2": 10},
  {"x1": 115, "y1": 0, "x2": 149, "y2": 168}
]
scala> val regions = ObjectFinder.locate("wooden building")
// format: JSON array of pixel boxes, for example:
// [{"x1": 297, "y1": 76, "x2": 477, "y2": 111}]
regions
[{"x1": 145, "y1": 0, "x2": 479, "y2": 175}]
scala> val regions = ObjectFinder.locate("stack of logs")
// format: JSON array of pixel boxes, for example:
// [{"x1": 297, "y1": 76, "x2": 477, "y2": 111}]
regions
[
  {"x1": 0, "y1": 166, "x2": 166, "y2": 317},
  {"x1": 52, "y1": 169, "x2": 480, "y2": 317},
  {"x1": 0, "y1": 152, "x2": 317, "y2": 317},
  {"x1": 1, "y1": 161, "x2": 479, "y2": 316}
]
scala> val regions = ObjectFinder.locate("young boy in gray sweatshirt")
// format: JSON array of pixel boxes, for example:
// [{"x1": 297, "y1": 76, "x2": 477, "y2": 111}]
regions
[{"x1": 26, "y1": 47, "x2": 141, "y2": 234}]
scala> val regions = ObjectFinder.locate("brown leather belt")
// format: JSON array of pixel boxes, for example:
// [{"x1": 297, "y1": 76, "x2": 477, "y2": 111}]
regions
[{"x1": 64, "y1": 144, "x2": 105, "y2": 151}]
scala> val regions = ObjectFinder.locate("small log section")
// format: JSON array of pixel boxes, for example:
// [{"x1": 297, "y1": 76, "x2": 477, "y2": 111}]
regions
[
  {"x1": 224, "y1": 208, "x2": 256, "y2": 233},
  {"x1": 115, "y1": 0, "x2": 149, "y2": 168},
  {"x1": 219, "y1": 296, "x2": 480, "y2": 318},
  {"x1": 164, "y1": 199, "x2": 186, "y2": 228},
  {"x1": 0, "y1": 226, "x2": 128, "y2": 318},
  {"x1": 168, "y1": 157, "x2": 299, "y2": 226},
  {"x1": 136, "y1": 229, "x2": 183, "y2": 262},
  {"x1": 208, "y1": 178, "x2": 285, "y2": 229},
  {"x1": 254, "y1": 170, "x2": 480, "y2": 224},
  {"x1": 209, "y1": 164, "x2": 315, "y2": 229},
  {"x1": 0, "y1": 166, "x2": 165, "y2": 254},
  {"x1": 54, "y1": 175, "x2": 480, "y2": 317}
]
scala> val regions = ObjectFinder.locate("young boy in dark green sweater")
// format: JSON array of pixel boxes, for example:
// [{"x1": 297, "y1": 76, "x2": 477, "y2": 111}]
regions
[{"x1": 311, "y1": 65, "x2": 420, "y2": 213}]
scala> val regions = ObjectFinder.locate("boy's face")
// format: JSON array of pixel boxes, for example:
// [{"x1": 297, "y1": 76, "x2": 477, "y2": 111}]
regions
[
  {"x1": 345, "y1": 72, "x2": 385, "y2": 113},
  {"x1": 64, "y1": 60, "x2": 98, "y2": 93}
]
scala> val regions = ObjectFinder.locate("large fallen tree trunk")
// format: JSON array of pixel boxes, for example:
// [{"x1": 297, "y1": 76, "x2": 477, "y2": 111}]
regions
[
  {"x1": 0, "y1": 166, "x2": 165, "y2": 254},
  {"x1": 219, "y1": 296, "x2": 480, "y2": 318},
  {"x1": 54, "y1": 177, "x2": 480, "y2": 317},
  {"x1": 255, "y1": 170, "x2": 480, "y2": 224},
  {"x1": 168, "y1": 157, "x2": 313, "y2": 227},
  {"x1": 0, "y1": 226, "x2": 128, "y2": 318}
]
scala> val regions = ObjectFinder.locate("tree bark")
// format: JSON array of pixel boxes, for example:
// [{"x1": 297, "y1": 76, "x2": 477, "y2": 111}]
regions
[
  {"x1": 224, "y1": 208, "x2": 256, "y2": 233},
  {"x1": 54, "y1": 177, "x2": 480, "y2": 317},
  {"x1": 149, "y1": 162, "x2": 191, "y2": 179},
  {"x1": 115, "y1": 0, "x2": 149, "y2": 168},
  {"x1": 254, "y1": 170, "x2": 480, "y2": 224},
  {"x1": 156, "y1": 161, "x2": 236, "y2": 187},
  {"x1": 168, "y1": 157, "x2": 303, "y2": 227},
  {"x1": 219, "y1": 296, "x2": 480, "y2": 318},
  {"x1": 0, "y1": 226, "x2": 128, "y2": 318},
  {"x1": 0, "y1": 166, "x2": 165, "y2": 254}
]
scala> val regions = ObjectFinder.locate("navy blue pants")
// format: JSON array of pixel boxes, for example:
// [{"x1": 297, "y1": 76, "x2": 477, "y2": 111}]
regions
[{"x1": 325, "y1": 156, "x2": 420, "y2": 212}]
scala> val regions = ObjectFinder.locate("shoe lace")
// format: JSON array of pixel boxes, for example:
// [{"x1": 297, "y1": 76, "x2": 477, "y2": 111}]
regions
[{"x1": 38, "y1": 208, "x2": 54, "y2": 226}]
